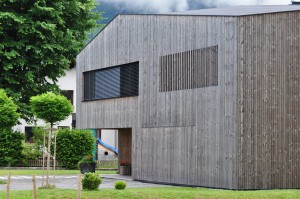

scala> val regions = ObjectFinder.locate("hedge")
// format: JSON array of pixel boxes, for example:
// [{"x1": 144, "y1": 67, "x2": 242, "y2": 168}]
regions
[
  {"x1": 0, "y1": 130, "x2": 24, "y2": 166},
  {"x1": 56, "y1": 129, "x2": 95, "y2": 169}
]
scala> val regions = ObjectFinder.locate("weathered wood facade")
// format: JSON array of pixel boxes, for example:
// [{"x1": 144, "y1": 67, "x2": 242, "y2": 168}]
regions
[{"x1": 76, "y1": 6, "x2": 300, "y2": 189}]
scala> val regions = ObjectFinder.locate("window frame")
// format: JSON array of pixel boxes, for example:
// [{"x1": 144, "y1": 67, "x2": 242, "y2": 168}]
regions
[{"x1": 83, "y1": 61, "x2": 139, "y2": 102}]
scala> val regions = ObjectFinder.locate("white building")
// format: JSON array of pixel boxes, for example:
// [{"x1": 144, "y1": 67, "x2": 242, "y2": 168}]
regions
[
  {"x1": 13, "y1": 67, "x2": 118, "y2": 158},
  {"x1": 13, "y1": 68, "x2": 76, "y2": 139}
]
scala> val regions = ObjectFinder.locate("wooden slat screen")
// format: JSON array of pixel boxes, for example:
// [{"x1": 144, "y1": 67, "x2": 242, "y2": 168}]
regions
[{"x1": 159, "y1": 46, "x2": 218, "y2": 92}]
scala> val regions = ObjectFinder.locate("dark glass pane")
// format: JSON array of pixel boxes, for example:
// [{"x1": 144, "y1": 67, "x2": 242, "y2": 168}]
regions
[
  {"x1": 61, "y1": 90, "x2": 74, "y2": 105},
  {"x1": 120, "y1": 62, "x2": 139, "y2": 96},
  {"x1": 95, "y1": 67, "x2": 120, "y2": 99},
  {"x1": 84, "y1": 72, "x2": 95, "y2": 100},
  {"x1": 72, "y1": 113, "x2": 76, "y2": 128},
  {"x1": 25, "y1": 126, "x2": 33, "y2": 142},
  {"x1": 84, "y1": 62, "x2": 139, "y2": 100}
]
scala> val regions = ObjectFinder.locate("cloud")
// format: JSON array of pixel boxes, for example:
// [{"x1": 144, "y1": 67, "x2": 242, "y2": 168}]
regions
[
  {"x1": 214, "y1": 0, "x2": 291, "y2": 6},
  {"x1": 99, "y1": 0, "x2": 188, "y2": 13},
  {"x1": 98, "y1": 0, "x2": 292, "y2": 13}
]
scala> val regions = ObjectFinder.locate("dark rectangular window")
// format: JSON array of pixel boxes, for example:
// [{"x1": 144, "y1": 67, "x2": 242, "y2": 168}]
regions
[
  {"x1": 72, "y1": 113, "x2": 76, "y2": 128},
  {"x1": 84, "y1": 62, "x2": 139, "y2": 100},
  {"x1": 159, "y1": 46, "x2": 218, "y2": 92},
  {"x1": 61, "y1": 90, "x2": 74, "y2": 105},
  {"x1": 25, "y1": 126, "x2": 33, "y2": 142}
]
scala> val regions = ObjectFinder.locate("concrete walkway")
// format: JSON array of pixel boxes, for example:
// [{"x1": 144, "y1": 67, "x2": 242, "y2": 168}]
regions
[{"x1": 0, "y1": 174, "x2": 168, "y2": 190}]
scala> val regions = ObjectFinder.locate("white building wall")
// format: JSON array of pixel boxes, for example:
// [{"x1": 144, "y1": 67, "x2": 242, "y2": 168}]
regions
[
  {"x1": 101, "y1": 130, "x2": 117, "y2": 149},
  {"x1": 97, "y1": 130, "x2": 118, "y2": 160},
  {"x1": 13, "y1": 68, "x2": 76, "y2": 133}
]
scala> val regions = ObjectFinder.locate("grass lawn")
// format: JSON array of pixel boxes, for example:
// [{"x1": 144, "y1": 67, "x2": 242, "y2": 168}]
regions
[
  {"x1": 0, "y1": 187, "x2": 299, "y2": 199},
  {"x1": 0, "y1": 170, "x2": 116, "y2": 176}
]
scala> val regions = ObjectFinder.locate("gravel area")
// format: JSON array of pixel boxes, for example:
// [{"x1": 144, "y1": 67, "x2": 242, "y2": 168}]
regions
[{"x1": 0, "y1": 174, "x2": 168, "y2": 190}]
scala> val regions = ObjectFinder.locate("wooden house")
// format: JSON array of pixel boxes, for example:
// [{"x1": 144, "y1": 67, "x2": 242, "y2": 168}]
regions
[{"x1": 76, "y1": 5, "x2": 300, "y2": 189}]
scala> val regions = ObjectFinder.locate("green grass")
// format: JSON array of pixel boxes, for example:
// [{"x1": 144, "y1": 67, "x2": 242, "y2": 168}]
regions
[
  {"x1": 0, "y1": 170, "x2": 116, "y2": 176},
  {"x1": 0, "y1": 179, "x2": 6, "y2": 184},
  {"x1": 0, "y1": 187, "x2": 299, "y2": 199}
]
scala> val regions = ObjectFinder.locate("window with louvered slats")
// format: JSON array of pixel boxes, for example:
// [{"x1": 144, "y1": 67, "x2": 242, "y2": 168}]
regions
[
  {"x1": 84, "y1": 62, "x2": 139, "y2": 100},
  {"x1": 159, "y1": 46, "x2": 218, "y2": 92}
]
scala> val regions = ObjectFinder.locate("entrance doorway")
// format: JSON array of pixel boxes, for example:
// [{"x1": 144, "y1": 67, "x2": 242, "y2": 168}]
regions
[
  {"x1": 96, "y1": 128, "x2": 132, "y2": 176},
  {"x1": 118, "y1": 128, "x2": 132, "y2": 176}
]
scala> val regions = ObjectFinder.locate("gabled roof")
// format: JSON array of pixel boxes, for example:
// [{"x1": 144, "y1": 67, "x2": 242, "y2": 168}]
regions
[{"x1": 78, "y1": 5, "x2": 300, "y2": 55}]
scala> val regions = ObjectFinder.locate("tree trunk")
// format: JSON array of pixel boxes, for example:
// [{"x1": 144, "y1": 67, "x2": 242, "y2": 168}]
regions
[
  {"x1": 42, "y1": 129, "x2": 46, "y2": 186},
  {"x1": 46, "y1": 124, "x2": 53, "y2": 186},
  {"x1": 53, "y1": 129, "x2": 57, "y2": 186}
]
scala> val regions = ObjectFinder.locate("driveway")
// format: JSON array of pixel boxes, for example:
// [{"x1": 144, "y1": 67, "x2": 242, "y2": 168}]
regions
[{"x1": 0, "y1": 174, "x2": 168, "y2": 190}]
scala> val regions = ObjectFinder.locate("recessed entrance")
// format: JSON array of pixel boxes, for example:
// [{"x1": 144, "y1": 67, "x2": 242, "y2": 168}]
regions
[
  {"x1": 95, "y1": 128, "x2": 132, "y2": 176},
  {"x1": 118, "y1": 128, "x2": 132, "y2": 176}
]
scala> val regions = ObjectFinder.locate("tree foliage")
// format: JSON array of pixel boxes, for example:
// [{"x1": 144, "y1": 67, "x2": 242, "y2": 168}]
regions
[
  {"x1": 0, "y1": 130, "x2": 24, "y2": 166},
  {"x1": 56, "y1": 129, "x2": 95, "y2": 169},
  {"x1": 30, "y1": 92, "x2": 73, "y2": 127},
  {"x1": 0, "y1": 89, "x2": 20, "y2": 130},
  {"x1": 21, "y1": 142, "x2": 42, "y2": 166},
  {"x1": 0, "y1": 0, "x2": 102, "y2": 120},
  {"x1": 32, "y1": 126, "x2": 46, "y2": 146}
]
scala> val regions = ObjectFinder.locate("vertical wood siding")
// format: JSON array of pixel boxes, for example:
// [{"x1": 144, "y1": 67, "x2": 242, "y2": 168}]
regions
[
  {"x1": 139, "y1": 127, "x2": 195, "y2": 184},
  {"x1": 237, "y1": 12, "x2": 300, "y2": 189},
  {"x1": 77, "y1": 12, "x2": 300, "y2": 189},
  {"x1": 159, "y1": 46, "x2": 218, "y2": 92},
  {"x1": 76, "y1": 14, "x2": 237, "y2": 189}
]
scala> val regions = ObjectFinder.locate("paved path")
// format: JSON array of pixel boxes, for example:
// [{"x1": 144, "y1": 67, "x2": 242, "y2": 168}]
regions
[{"x1": 0, "y1": 174, "x2": 168, "y2": 190}]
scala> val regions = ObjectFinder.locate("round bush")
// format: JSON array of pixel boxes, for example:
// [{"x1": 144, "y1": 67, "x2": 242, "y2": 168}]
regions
[
  {"x1": 0, "y1": 89, "x2": 20, "y2": 130},
  {"x1": 114, "y1": 180, "x2": 127, "y2": 190},
  {"x1": 82, "y1": 173, "x2": 102, "y2": 190}
]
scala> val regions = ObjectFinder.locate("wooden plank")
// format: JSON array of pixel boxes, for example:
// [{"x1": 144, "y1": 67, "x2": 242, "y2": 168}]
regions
[{"x1": 236, "y1": 12, "x2": 300, "y2": 189}]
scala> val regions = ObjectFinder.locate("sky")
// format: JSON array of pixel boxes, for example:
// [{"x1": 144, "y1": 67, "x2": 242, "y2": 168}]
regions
[{"x1": 98, "y1": 0, "x2": 292, "y2": 13}]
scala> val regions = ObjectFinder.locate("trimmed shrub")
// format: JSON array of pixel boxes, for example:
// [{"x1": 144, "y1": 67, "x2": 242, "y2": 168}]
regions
[
  {"x1": 56, "y1": 129, "x2": 95, "y2": 169},
  {"x1": 114, "y1": 180, "x2": 127, "y2": 190},
  {"x1": 0, "y1": 130, "x2": 24, "y2": 166},
  {"x1": 0, "y1": 89, "x2": 20, "y2": 131},
  {"x1": 82, "y1": 172, "x2": 102, "y2": 190}
]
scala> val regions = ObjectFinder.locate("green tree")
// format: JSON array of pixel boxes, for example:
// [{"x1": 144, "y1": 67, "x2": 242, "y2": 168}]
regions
[
  {"x1": 0, "y1": 89, "x2": 20, "y2": 131},
  {"x1": 0, "y1": 0, "x2": 102, "y2": 120},
  {"x1": 30, "y1": 92, "x2": 73, "y2": 186},
  {"x1": 30, "y1": 92, "x2": 73, "y2": 129}
]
